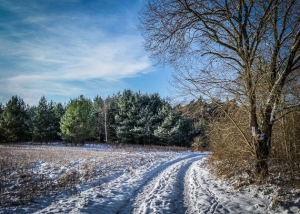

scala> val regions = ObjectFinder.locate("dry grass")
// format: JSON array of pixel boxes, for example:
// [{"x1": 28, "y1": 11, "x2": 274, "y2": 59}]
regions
[
  {"x1": 0, "y1": 144, "x2": 172, "y2": 208},
  {"x1": 208, "y1": 105, "x2": 255, "y2": 184},
  {"x1": 109, "y1": 143, "x2": 190, "y2": 152},
  {"x1": 208, "y1": 105, "x2": 300, "y2": 185},
  {"x1": 0, "y1": 147, "x2": 98, "y2": 206},
  {"x1": 269, "y1": 111, "x2": 300, "y2": 188},
  {"x1": 191, "y1": 135, "x2": 210, "y2": 151}
]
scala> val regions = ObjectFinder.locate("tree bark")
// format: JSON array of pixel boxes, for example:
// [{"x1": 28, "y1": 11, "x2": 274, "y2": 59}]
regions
[
  {"x1": 255, "y1": 137, "x2": 270, "y2": 178},
  {"x1": 255, "y1": 120, "x2": 273, "y2": 178}
]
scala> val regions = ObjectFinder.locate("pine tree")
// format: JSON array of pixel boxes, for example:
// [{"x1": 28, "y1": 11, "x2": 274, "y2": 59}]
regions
[
  {"x1": 154, "y1": 104, "x2": 175, "y2": 146},
  {"x1": 115, "y1": 90, "x2": 136, "y2": 143},
  {"x1": 27, "y1": 105, "x2": 36, "y2": 141},
  {"x1": 170, "y1": 118, "x2": 193, "y2": 146},
  {"x1": 60, "y1": 95, "x2": 96, "y2": 145},
  {"x1": 105, "y1": 94, "x2": 119, "y2": 142},
  {"x1": 0, "y1": 103, "x2": 4, "y2": 143},
  {"x1": 93, "y1": 96, "x2": 105, "y2": 142},
  {"x1": 32, "y1": 96, "x2": 48, "y2": 143},
  {"x1": 131, "y1": 93, "x2": 165, "y2": 145},
  {"x1": 32, "y1": 96, "x2": 58, "y2": 143},
  {"x1": 53, "y1": 102, "x2": 65, "y2": 141},
  {"x1": 154, "y1": 103, "x2": 194, "y2": 146},
  {"x1": 0, "y1": 103, "x2": 3, "y2": 115},
  {"x1": 0, "y1": 96, "x2": 30, "y2": 143}
]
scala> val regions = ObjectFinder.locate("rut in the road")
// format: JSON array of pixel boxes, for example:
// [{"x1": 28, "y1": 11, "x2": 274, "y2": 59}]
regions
[
  {"x1": 184, "y1": 159, "x2": 223, "y2": 214},
  {"x1": 118, "y1": 156, "x2": 202, "y2": 214}
]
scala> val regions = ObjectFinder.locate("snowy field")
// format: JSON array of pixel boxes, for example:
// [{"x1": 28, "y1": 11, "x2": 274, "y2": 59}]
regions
[{"x1": 0, "y1": 144, "x2": 299, "y2": 213}]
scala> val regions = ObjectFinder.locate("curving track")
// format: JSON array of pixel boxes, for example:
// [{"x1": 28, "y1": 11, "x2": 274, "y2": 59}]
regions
[
  {"x1": 35, "y1": 153, "x2": 273, "y2": 214},
  {"x1": 118, "y1": 156, "x2": 201, "y2": 214}
]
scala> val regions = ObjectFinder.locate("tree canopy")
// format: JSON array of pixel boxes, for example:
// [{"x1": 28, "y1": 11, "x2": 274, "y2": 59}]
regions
[
  {"x1": 60, "y1": 95, "x2": 96, "y2": 144},
  {"x1": 0, "y1": 96, "x2": 30, "y2": 142},
  {"x1": 31, "y1": 96, "x2": 60, "y2": 143}
]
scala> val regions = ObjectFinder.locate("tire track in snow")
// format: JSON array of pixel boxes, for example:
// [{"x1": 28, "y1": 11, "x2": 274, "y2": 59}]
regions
[
  {"x1": 36, "y1": 153, "x2": 203, "y2": 214},
  {"x1": 184, "y1": 159, "x2": 228, "y2": 214},
  {"x1": 118, "y1": 155, "x2": 205, "y2": 214},
  {"x1": 184, "y1": 158, "x2": 277, "y2": 214}
]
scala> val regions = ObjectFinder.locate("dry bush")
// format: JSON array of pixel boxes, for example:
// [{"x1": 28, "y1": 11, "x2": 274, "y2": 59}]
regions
[
  {"x1": 191, "y1": 135, "x2": 209, "y2": 151},
  {"x1": 208, "y1": 103, "x2": 300, "y2": 188},
  {"x1": 270, "y1": 110, "x2": 300, "y2": 187},
  {"x1": 208, "y1": 104, "x2": 256, "y2": 187}
]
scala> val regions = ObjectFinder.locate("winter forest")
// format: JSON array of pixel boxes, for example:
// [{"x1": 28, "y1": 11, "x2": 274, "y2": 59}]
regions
[{"x1": 0, "y1": 90, "x2": 208, "y2": 147}]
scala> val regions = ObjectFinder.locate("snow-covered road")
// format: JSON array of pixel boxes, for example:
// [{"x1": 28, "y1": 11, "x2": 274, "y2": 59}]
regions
[
  {"x1": 119, "y1": 155, "x2": 200, "y2": 214},
  {"x1": 35, "y1": 153, "x2": 203, "y2": 214},
  {"x1": 34, "y1": 152, "x2": 290, "y2": 214}
]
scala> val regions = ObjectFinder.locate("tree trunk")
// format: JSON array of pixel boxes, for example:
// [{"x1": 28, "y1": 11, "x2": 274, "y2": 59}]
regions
[
  {"x1": 255, "y1": 125, "x2": 272, "y2": 178},
  {"x1": 104, "y1": 109, "x2": 108, "y2": 143},
  {"x1": 255, "y1": 140, "x2": 269, "y2": 178}
]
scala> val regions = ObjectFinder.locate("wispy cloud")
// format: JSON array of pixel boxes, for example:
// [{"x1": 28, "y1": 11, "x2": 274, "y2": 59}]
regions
[{"x1": 0, "y1": 0, "x2": 151, "y2": 104}]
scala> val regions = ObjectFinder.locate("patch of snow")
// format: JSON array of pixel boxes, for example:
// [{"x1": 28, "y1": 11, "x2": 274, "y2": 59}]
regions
[{"x1": 258, "y1": 133, "x2": 265, "y2": 141}]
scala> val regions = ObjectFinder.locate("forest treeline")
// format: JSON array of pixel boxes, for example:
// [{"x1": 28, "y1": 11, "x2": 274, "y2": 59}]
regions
[{"x1": 0, "y1": 90, "x2": 214, "y2": 147}]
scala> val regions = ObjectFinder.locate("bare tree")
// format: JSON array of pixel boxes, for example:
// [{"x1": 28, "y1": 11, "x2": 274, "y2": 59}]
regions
[
  {"x1": 94, "y1": 97, "x2": 110, "y2": 143},
  {"x1": 139, "y1": 0, "x2": 300, "y2": 177},
  {"x1": 103, "y1": 99, "x2": 109, "y2": 143}
]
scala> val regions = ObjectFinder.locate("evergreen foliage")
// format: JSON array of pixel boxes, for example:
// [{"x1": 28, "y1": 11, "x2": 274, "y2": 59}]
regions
[
  {"x1": 115, "y1": 90, "x2": 167, "y2": 144},
  {"x1": 104, "y1": 94, "x2": 120, "y2": 142},
  {"x1": 31, "y1": 96, "x2": 60, "y2": 143},
  {"x1": 0, "y1": 103, "x2": 4, "y2": 142},
  {"x1": 154, "y1": 104, "x2": 193, "y2": 146},
  {"x1": 53, "y1": 102, "x2": 65, "y2": 140},
  {"x1": 60, "y1": 95, "x2": 96, "y2": 144},
  {"x1": 93, "y1": 95, "x2": 103, "y2": 141},
  {"x1": 0, "y1": 90, "x2": 201, "y2": 147},
  {"x1": 0, "y1": 103, "x2": 3, "y2": 115},
  {"x1": 115, "y1": 89, "x2": 136, "y2": 143},
  {"x1": 0, "y1": 96, "x2": 30, "y2": 143}
]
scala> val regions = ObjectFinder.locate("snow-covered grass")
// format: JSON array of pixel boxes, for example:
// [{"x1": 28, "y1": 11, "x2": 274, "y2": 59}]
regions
[
  {"x1": 207, "y1": 157, "x2": 300, "y2": 213},
  {"x1": 0, "y1": 144, "x2": 299, "y2": 213},
  {"x1": 0, "y1": 144, "x2": 188, "y2": 213}
]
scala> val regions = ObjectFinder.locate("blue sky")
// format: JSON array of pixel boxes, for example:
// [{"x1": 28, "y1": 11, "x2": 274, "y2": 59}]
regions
[{"x1": 0, "y1": 0, "x2": 173, "y2": 105}]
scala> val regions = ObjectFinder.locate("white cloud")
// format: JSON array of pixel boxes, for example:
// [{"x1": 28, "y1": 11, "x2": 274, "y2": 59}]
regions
[{"x1": 0, "y1": 1, "x2": 152, "y2": 104}]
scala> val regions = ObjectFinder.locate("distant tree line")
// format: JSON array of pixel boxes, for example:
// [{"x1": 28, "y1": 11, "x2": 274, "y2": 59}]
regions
[{"x1": 0, "y1": 90, "x2": 213, "y2": 147}]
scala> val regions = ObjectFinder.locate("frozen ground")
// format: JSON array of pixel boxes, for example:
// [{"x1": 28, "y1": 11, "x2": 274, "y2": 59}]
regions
[{"x1": 0, "y1": 144, "x2": 299, "y2": 213}]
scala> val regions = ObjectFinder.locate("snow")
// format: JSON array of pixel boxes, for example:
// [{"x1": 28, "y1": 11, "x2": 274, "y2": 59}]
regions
[
  {"x1": 0, "y1": 144, "x2": 299, "y2": 213},
  {"x1": 258, "y1": 133, "x2": 265, "y2": 141}
]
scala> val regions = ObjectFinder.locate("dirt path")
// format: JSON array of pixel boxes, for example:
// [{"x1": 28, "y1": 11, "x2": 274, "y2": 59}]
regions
[
  {"x1": 34, "y1": 153, "x2": 288, "y2": 214},
  {"x1": 118, "y1": 156, "x2": 200, "y2": 214}
]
